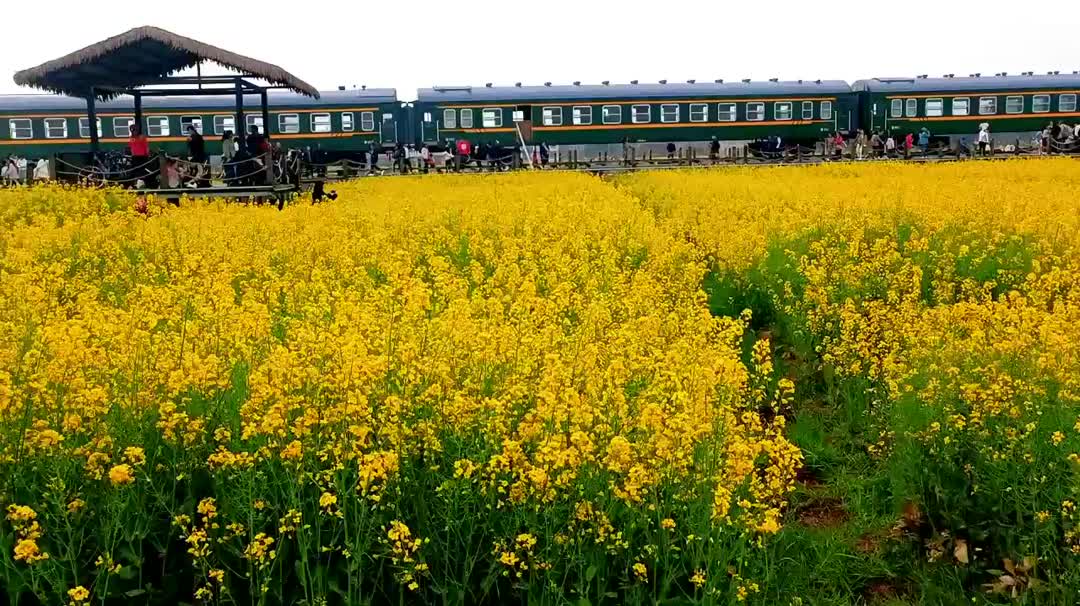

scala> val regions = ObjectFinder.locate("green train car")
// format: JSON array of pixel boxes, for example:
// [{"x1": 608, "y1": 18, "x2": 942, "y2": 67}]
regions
[
  {"x1": 854, "y1": 74, "x2": 1080, "y2": 144},
  {"x1": 0, "y1": 88, "x2": 401, "y2": 161},
  {"x1": 414, "y1": 80, "x2": 858, "y2": 154}
]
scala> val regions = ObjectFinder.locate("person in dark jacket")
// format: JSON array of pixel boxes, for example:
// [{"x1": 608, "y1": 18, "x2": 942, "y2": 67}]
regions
[
  {"x1": 709, "y1": 137, "x2": 721, "y2": 162},
  {"x1": 187, "y1": 126, "x2": 209, "y2": 187}
]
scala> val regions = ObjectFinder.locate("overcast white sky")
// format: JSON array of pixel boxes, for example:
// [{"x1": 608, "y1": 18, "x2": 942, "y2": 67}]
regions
[{"x1": 2, "y1": 0, "x2": 1079, "y2": 100}]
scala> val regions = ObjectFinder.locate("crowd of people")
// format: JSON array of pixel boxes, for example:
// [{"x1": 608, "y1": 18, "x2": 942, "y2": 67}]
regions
[{"x1": 1, "y1": 155, "x2": 50, "y2": 185}]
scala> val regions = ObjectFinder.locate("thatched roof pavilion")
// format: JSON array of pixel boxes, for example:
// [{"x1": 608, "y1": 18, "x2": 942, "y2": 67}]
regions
[{"x1": 12, "y1": 26, "x2": 318, "y2": 153}]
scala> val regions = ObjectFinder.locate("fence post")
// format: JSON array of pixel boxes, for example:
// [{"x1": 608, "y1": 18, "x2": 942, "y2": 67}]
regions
[
  {"x1": 158, "y1": 155, "x2": 167, "y2": 189},
  {"x1": 48, "y1": 154, "x2": 57, "y2": 181},
  {"x1": 265, "y1": 151, "x2": 276, "y2": 185}
]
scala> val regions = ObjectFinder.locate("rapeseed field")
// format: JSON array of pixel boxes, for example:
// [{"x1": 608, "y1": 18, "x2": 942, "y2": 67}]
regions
[{"x1": 3, "y1": 160, "x2": 1080, "y2": 604}]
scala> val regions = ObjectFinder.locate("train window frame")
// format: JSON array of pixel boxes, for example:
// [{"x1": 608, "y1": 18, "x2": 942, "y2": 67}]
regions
[
  {"x1": 660, "y1": 104, "x2": 680, "y2": 124},
  {"x1": 542, "y1": 106, "x2": 563, "y2": 127},
  {"x1": 443, "y1": 108, "x2": 456, "y2": 129},
  {"x1": 820, "y1": 101, "x2": 833, "y2": 120},
  {"x1": 180, "y1": 115, "x2": 203, "y2": 135},
  {"x1": 573, "y1": 106, "x2": 592, "y2": 126},
  {"x1": 213, "y1": 115, "x2": 234, "y2": 135},
  {"x1": 1061, "y1": 94, "x2": 1078, "y2": 112},
  {"x1": 746, "y1": 102, "x2": 765, "y2": 122},
  {"x1": 904, "y1": 98, "x2": 917, "y2": 118},
  {"x1": 1032, "y1": 95, "x2": 1051, "y2": 113},
  {"x1": 113, "y1": 117, "x2": 134, "y2": 137},
  {"x1": 689, "y1": 103, "x2": 708, "y2": 123},
  {"x1": 245, "y1": 115, "x2": 264, "y2": 133},
  {"x1": 146, "y1": 116, "x2": 170, "y2": 137},
  {"x1": 890, "y1": 99, "x2": 903, "y2": 118},
  {"x1": 9, "y1": 118, "x2": 32, "y2": 140},
  {"x1": 717, "y1": 103, "x2": 736, "y2": 122},
  {"x1": 979, "y1": 97, "x2": 997, "y2": 115},
  {"x1": 631, "y1": 104, "x2": 651, "y2": 124},
  {"x1": 341, "y1": 113, "x2": 355, "y2": 132},
  {"x1": 774, "y1": 102, "x2": 793, "y2": 121},
  {"x1": 460, "y1": 109, "x2": 473, "y2": 128},
  {"x1": 951, "y1": 98, "x2": 970, "y2": 116},
  {"x1": 802, "y1": 101, "x2": 814, "y2": 120},
  {"x1": 482, "y1": 108, "x2": 503, "y2": 128},
  {"x1": 279, "y1": 114, "x2": 301, "y2": 134},
  {"x1": 311, "y1": 113, "x2": 332, "y2": 133},
  {"x1": 44, "y1": 118, "x2": 67, "y2": 139},
  {"x1": 78, "y1": 117, "x2": 102, "y2": 138},
  {"x1": 1005, "y1": 96, "x2": 1024, "y2": 114},
  {"x1": 602, "y1": 105, "x2": 622, "y2": 124},
  {"x1": 925, "y1": 98, "x2": 944, "y2": 117},
  {"x1": 360, "y1": 111, "x2": 375, "y2": 132}
]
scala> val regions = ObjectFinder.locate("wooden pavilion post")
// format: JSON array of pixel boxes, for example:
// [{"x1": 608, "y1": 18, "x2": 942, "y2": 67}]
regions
[
  {"x1": 86, "y1": 88, "x2": 100, "y2": 156},
  {"x1": 235, "y1": 79, "x2": 246, "y2": 153},
  {"x1": 260, "y1": 90, "x2": 270, "y2": 143},
  {"x1": 133, "y1": 91, "x2": 143, "y2": 135}
]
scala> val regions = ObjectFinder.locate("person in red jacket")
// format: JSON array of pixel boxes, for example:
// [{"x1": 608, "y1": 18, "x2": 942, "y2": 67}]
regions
[
  {"x1": 904, "y1": 132, "x2": 914, "y2": 159},
  {"x1": 455, "y1": 139, "x2": 472, "y2": 172},
  {"x1": 127, "y1": 122, "x2": 152, "y2": 187}
]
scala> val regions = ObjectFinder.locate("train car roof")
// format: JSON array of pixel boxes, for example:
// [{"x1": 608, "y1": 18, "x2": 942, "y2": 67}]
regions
[
  {"x1": 417, "y1": 80, "x2": 852, "y2": 103},
  {"x1": 0, "y1": 88, "x2": 398, "y2": 111},
  {"x1": 853, "y1": 74, "x2": 1080, "y2": 93}
]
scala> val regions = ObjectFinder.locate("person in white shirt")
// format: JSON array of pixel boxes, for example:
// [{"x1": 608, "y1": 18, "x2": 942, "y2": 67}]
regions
[
  {"x1": 33, "y1": 158, "x2": 50, "y2": 181},
  {"x1": 977, "y1": 124, "x2": 991, "y2": 156},
  {"x1": 420, "y1": 144, "x2": 431, "y2": 174}
]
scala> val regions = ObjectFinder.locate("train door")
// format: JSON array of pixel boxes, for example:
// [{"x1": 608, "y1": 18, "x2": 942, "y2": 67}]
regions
[
  {"x1": 514, "y1": 105, "x2": 533, "y2": 143},
  {"x1": 380, "y1": 113, "x2": 397, "y2": 145},
  {"x1": 420, "y1": 109, "x2": 438, "y2": 144}
]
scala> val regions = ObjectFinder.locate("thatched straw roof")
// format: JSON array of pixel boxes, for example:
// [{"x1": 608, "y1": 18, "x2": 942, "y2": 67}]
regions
[{"x1": 13, "y1": 26, "x2": 319, "y2": 99}]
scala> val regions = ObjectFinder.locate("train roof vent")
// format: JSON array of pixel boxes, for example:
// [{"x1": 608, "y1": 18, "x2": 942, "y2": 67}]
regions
[
  {"x1": 337, "y1": 85, "x2": 345, "y2": 91},
  {"x1": 1053, "y1": 70, "x2": 1061, "y2": 75},
  {"x1": 769, "y1": 78, "x2": 778, "y2": 82},
  {"x1": 659, "y1": 79, "x2": 667, "y2": 84},
  {"x1": 484, "y1": 83, "x2": 493, "y2": 88},
  {"x1": 514, "y1": 82, "x2": 522, "y2": 87},
  {"x1": 630, "y1": 80, "x2": 639, "y2": 84},
  {"x1": 433, "y1": 86, "x2": 473, "y2": 92},
  {"x1": 686, "y1": 79, "x2": 696, "y2": 84},
  {"x1": 715, "y1": 79, "x2": 723, "y2": 83},
  {"x1": 815, "y1": 79, "x2": 822, "y2": 84},
  {"x1": 742, "y1": 78, "x2": 751, "y2": 83},
  {"x1": 917, "y1": 74, "x2": 928, "y2": 78},
  {"x1": 361, "y1": 85, "x2": 367, "y2": 90},
  {"x1": 602, "y1": 80, "x2": 610, "y2": 85},
  {"x1": 573, "y1": 81, "x2": 581, "y2": 85},
  {"x1": 797, "y1": 79, "x2": 803, "y2": 84}
]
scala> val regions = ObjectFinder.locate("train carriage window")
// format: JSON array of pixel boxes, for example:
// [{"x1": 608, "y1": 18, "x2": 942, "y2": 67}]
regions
[
  {"x1": 482, "y1": 108, "x2": 502, "y2": 128},
  {"x1": 820, "y1": 101, "x2": 833, "y2": 120},
  {"x1": 44, "y1": 118, "x2": 67, "y2": 139},
  {"x1": 890, "y1": 99, "x2": 903, "y2": 118},
  {"x1": 213, "y1": 115, "x2": 235, "y2": 135},
  {"x1": 147, "y1": 116, "x2": 170, "y2": 137},
  {"x1": 113, "y1": 117, "x2": 134, "y2": 137},
  {"x1": 660, "y1": 104, "x2": 680, "y2": 123},
  {"x1": 1033, "y1": 95, "x2": 1051, "y2": 113},
  {"x1": 951, "y1": 98, "x2": 970, "y2": 116},
  {"x1": 360, "y1": 112, "x2": 375, "y2": 131},
  {"x1": 689, "y1": 103, "x2": 708, "y2": 123},
  {"x1": 246, "y1": 115, "x2": 264, "y2": 133},
  {"x1": 279, "y1": 114, "x2": 301, "y2": 134},
  {"x1": 341, "y1": 113, "x2": 354, "y2": 132},
  {"x1": 443, "y1": 109, "x2": 456, "y2": 129},
  {"x1": 717, "y1": 103, "x2": 736, "y2": 122},
  {"x1": 8, "y1": 119, "x2": 32, "y2": 140},
  {"x1": 311, "y1": 113, "x2": 332, "y2": 133},
  {"x1": 180, "y1": 116, "x2": 203, "y2": 135},
  {"x1": 746, "y1": 102, "x2": 765, "y2": 121},
  {"x1": 925, "y1": 98, "x2": 944, "y2": 117},
  {"x1": 573, "y1": 106, "x2": 593, "y2": 125},
  {"x1": 1005, "y1": 96, "x2": 1024, "y2": 114},
  {"x1": 904, "y1": 99, "x2": 917, "y2": 118},
  {"x1": 542, "y1": 107, "x2": 563, "y2": 126},
  {"x1": 631, "y1": 104, "x2": 651, "y2": 124},
  {"x1": 774, "y1": 102, "x2": 793, "y2": 120},
  {"x1": 1061, "y1": 94, "x2": 1078, "y2": 112},
  {"x1": 79, "y1": 118, "x2": 102, "y2": 138},
  {"x1": 979, "y1": 97, "x2": 997, "y2": 115},
  {"x1": 459, "y1": 109, "x2": 473, "y2": 128},
  {"x1": 802, "y1": 101, "x2": 814, "y2": 120},
  {"x1": 602, "y1": 105, "x2": 622, "y2": 124}
]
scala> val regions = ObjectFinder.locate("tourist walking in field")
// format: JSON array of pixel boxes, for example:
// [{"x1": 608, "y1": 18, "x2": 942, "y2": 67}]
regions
[
  {"x1": 854, "y1": 130, "x2": 867, "y2": 160},
  {"x1": 885, "y1": 135, "x2": 896, "y2": 158},
  {"x1": 221, "y1": 131, "x2": 237, "y2": 184},
  {"x1": 904, "y1": 133, "x2": 914, "y2": 159},
  {"x1": 918, "y1": 128, "x2": 931, "y2": 155},
  {"x1": 870, "y1": 131, "x2": 883, "y2": 158}
]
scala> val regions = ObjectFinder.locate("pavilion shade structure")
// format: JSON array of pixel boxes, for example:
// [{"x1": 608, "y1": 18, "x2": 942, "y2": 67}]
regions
[{"x1": 13, "y1": 26, "x2": 319, "y2": 100}]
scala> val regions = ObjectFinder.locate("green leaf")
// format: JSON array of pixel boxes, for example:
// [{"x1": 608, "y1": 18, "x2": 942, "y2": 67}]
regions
[
  {"x1": 577, "y1": 599, "x2": 592, "y2": 606},
  {"x1": 585, "y1": 565, "x2": 598, "y2": 582}
]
